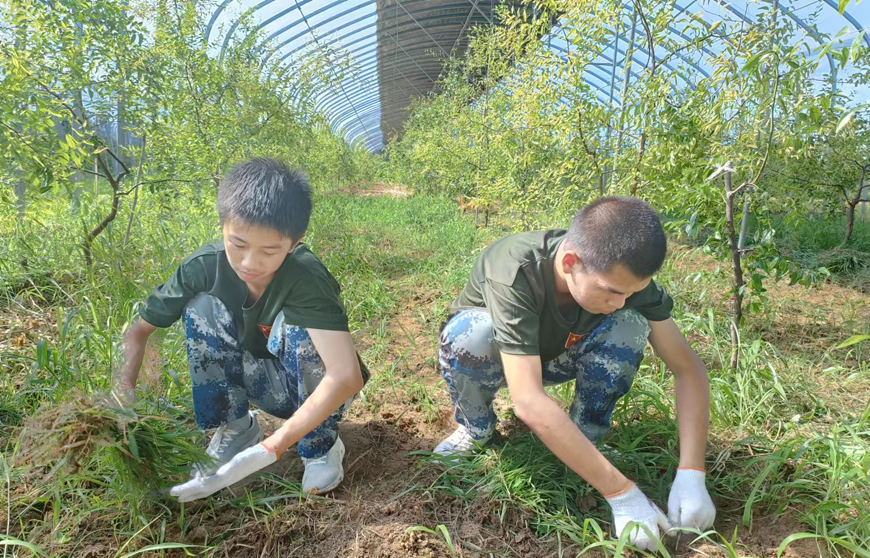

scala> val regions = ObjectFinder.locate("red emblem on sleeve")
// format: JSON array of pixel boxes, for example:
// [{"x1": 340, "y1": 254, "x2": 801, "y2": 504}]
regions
[
  {"x1": 259, "y1": 325, "x2": 272, "y2": 338},
  {"x1": 565, "y1": 332, "x2": 586, "y2": 349}
]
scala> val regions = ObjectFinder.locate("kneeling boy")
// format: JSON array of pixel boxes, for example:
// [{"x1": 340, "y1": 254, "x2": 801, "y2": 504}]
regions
[
  {"x1": 113, "y1": 158, "x2": 367, "y2": 501},
  {"x1": 435, "y1": 197, "x2": 715, "y2": 549}
]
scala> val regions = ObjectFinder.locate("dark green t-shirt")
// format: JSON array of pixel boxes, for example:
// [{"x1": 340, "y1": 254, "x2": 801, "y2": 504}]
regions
[
  {"x1": 451, "y1": 229, "x2": 673, "y2": 362},
  {"x1": 140, "y1": 243, "x2": 349, "y2": 360}
]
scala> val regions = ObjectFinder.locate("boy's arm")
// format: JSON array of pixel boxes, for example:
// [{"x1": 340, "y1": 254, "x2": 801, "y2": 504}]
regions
[
  {"x1": 647, "y1": 318, "x2": 716, "y2": 530},
  {"x1": 503, "y1": 353, "x2": 671, "y2": 550},
  {"x1": 170, "y1": 328, "x2": 364, "y2": 502},
  {"x1": 112, "y1": 318, "x2": 158, "y2": 406},
  {"x1": 267, "y1": 328, "x2": 364, "y2": 453},
  {"x1": 647, "y1": 318, "x2": 709, "y2": 470},
  {"x1": 502, "y1": 353, "x2": 631, "y2": 494}
]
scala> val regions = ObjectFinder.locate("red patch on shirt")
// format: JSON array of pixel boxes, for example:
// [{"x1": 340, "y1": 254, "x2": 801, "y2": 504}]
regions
[
  {"x1": 565, "y1": 332, "x2": 587, "y2": 349},
  {"x1": 259, "y1": 325, "x2": 272, "y2": 338}
]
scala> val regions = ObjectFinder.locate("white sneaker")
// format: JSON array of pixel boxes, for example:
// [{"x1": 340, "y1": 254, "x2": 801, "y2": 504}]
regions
[
  {"x1": 194, "y1": 411, "x2": 263, "y2": 478},
  {"x1": 302, "y1": 436, "x2": 345, "y2": 494},
  {"x1": 433, "y1": 425, "x2": 490, "y2": 456}
]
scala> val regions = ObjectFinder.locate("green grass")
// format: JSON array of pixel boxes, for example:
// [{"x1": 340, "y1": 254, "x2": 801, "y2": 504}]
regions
[
  {"x1": 773, "y1": 214, "x2": 870, "y2": 288},
  {"x1": 1, "y1": 187, "x2": 868, "y2": 556}
]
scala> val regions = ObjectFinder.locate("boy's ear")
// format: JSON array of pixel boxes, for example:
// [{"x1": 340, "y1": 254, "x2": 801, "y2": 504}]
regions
[
  {"x1": 562, "y1": 251, "x2": 581, "y2": 274},
  {"x1": 289, "y1": 234, "x2": 305, "y2": 253}
]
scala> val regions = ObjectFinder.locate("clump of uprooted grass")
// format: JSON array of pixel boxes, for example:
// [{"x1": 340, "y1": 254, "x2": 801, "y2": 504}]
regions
[{"x1": 16, "y1": 390, "x2": 207, "y2": 495}]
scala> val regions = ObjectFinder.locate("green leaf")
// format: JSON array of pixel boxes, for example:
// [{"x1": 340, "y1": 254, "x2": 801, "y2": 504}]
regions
[
  {"x1": 742, "y1": 52, "x2": 768, "y2": 73},
  {"x1": 117, "y1": 543, "x2": 200, "y2": 558},
  {"x1": 0, "y1": 537, "x2": 47, "y2": 557},
  {"x1": 835, "y1": 334, "x2": 870, "y2": 349},
  {"x1": 851, "y1": 31, "x2": 865, "y2": 63},
  {"x1": 778, "y1": 533, "x2": 870, "y2": 558},
  {"x1": 127, "y1": 430, "x2": 140, "y2": 460},
  {"x1": 837, "y1": 0, "x2": 850, "y2": 14},
  {"x1": 836, "y1": 109, "x2": 856, "y2": 133}
]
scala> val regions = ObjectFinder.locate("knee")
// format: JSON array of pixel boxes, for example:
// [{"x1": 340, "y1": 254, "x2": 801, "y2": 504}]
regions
[
  {"x1": 267, "y1": 314, "x2": 324, "y2": 372},
  {"x1": 440, "y1": 310, "x2": 499, "y2": 374},
  {"x1": 183, "y1": 293, "x2": 237, "y2": 343},
  {"x1": 267, "y1": 312, "x2": 313, "y2": 353},
  {"x1": 184, "y1": 293, "x2": 226, "y2": 325},
  {"x1": 604, "y1": 309, "x2": 650, "y2": 352}
]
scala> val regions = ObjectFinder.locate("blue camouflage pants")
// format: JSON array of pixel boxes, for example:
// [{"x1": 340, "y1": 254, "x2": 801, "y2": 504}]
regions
[
  {"x1": 183, "y1": 293, "x2": 348, "y2": 459},
  {"x1": 440, "y1": 308, "x2": 650, "y2": 443}
]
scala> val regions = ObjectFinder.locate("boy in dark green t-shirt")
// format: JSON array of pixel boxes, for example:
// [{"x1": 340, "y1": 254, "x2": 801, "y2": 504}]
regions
[
  {"x1": 112, "y1": 158, "x2": 367, "y2": 501},
  {"x1": 435, "y1": 197, "x2": 715, "y2": 549}
]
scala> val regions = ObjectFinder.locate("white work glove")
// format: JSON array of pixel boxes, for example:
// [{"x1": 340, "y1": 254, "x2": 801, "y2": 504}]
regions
[
  {"x1": 170, "y1": 442, "x2": 279, "y2": 502},
  {"x1": 667, "y1": 469, "x2": 716, "y2": 531},
  {"x1": 605, "y1": 483, "x2": 673, "y2": 551}
]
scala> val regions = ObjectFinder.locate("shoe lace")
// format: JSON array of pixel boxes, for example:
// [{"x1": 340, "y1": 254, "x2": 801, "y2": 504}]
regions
[
  {"x1": 447, "y1": 427, "x2": 474, "y2": 450},
  {"x1": 207, "y1": 425, "x2": 229, "y2": 454},
  {"x1": 304, "y1": 454, "x2": 329, "y2": 466},
  {"x1": 208, "y1": 421, "x2": 248, "y2": 456}
]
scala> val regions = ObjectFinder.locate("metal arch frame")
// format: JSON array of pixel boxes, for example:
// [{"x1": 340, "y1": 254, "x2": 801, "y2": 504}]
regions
[
  {"x1": 220, "y1": 1, "x2": 642, "y2": 141},
  {"x1": 333, "y1": 112, "x2": 379, "y2": 140},
  {"x1": 710, "y1": 0, "x2": 837, "y2": 79},
  {"x1": 312, "y1": 52, "x2": 450, "y2": 114},
  {"x1": 259, "y1": 1, "x2": 491, "y2": 62},
  {"x1": 339, "y1": 108, "x2": 382, "y2": 129},
  {"x1": 818, "y1": 0, "x2": 869, "y2": 48},
  {"x1": 546, "y1": 42, "x2": 673, "y2": 97},
  {"x1": 274, "y1": 1, "x2": 492, "y2": 65},
  {"x1": 553, "y1": 18, "x2": 712, "y2": 84},
  {"x1": 332, "y1": 98, "x2": 382, "y2": 127},
  {"x1": 319, "y1": 72, "x2": 428, "y2": 117},
  {"x1": 267, "y1": 0, "x2": 376, "y2": 55},
  {"x1": 334, "y1": 109, "x2": 381, "y2": 132},
  {"x1": 531, "y1": 30, "x2": 698, "y2": 98},
  {"x1": 207, "y1": 0, "x2": 865, "y2": 150},
  {"x1": 307, "y1": 36, "x2": 463, "y2": 109}
]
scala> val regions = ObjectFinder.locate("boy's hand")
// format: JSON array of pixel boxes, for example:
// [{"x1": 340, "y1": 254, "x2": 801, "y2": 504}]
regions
[
  {"x1": 605, "y1": 483, "x2": 673, "y2": 551},
  {"x1": 667, "y1": 469, "x2": 716, "y2": 531},
  {"x1": 170, "y1": 442, "x2": 279, "y2": 502}
]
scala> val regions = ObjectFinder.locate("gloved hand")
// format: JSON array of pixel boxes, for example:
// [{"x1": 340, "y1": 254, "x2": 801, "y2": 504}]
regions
[
  {"x1": 667, "y1": 469, "x2": 716, "y2": 531},
  {"x1": 170, "y1": 441, "x2": 279, "y2": 502},
  {"x1": 605, "y1": 483, "x2": 673, "y2": 551}
]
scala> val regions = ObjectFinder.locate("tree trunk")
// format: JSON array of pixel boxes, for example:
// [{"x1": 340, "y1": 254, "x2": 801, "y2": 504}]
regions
[
  {"x1": 738, "y1": 197, "x2": 751, "y2": 249},
  {"x1": 723, "y1": 162, "x2": 743, "y2": 371},
  {"x1": 14, "y1": 179, "x2": 26, "y2": 223},
  {"x1": 844, "y1": 202, "x2": 856, "y2": 245},
  {"x1": 843, "y1": 170, "x2": 866, "y2": 246},
  {"x1": 83, "y1": 154, "x2": 124, "y2": 267}
]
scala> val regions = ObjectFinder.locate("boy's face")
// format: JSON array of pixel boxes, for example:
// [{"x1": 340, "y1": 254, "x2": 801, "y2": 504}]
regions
[
  {"x1": 222, "y1": 220, "x2": 298, "y2": 290},
  {"x1": 562, "y1": 253, "x2": 650, "y2": 315}
]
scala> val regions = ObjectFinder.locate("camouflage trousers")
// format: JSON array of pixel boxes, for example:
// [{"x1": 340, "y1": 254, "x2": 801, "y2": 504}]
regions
[
  {"x1": 439, "y1": 308, "x2": 650, "y2": 443},
  {"x1": 183, "y1": 293, "x2": 349, "y2": 459}
]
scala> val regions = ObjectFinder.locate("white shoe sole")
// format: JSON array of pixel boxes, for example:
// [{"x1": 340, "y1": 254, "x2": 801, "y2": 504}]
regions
[{"x1": 304, "y1": 438, "x2": 345, "y2": 495}]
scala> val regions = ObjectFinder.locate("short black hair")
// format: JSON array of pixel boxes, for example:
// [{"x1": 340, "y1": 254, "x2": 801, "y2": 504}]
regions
[
  {"x1": 217, "y1": 157, "x2": 312, "y2": 241},
  {"x1": 565, "y1": 197, "x2": 667, "y2": 278}
]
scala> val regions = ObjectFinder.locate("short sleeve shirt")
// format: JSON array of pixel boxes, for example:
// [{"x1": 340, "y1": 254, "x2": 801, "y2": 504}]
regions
[
  {"x1": 139, "y1": 243, "x2": 348, "y2": 360},
  {"x1": 451, "y1": 229, "x2": 673, "y2": 362}
]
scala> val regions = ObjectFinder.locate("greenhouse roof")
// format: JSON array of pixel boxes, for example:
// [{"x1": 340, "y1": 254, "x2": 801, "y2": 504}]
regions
[{"x1": 205, "y1": 0, "x2": 870, "y2": 152}]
